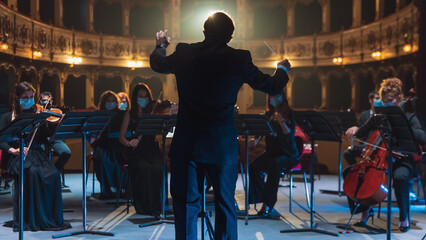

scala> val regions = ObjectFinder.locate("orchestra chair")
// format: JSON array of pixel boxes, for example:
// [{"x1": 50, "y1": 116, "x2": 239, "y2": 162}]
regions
[
  {"x1": 282, "y1": 136, "x2": 310, "y2": 213},
  {"x1": 0, "y1": 149, "x2": 12, "y2": 192},
  {"x1": 86, "y1": 151, "x2": 103, "y2": 197},
  {"x1": 115, "y1": 163, "x2": 131, "y2": 214},
  {"x1": 48, "y1": 149, "x2": 67, "y2": 188}
]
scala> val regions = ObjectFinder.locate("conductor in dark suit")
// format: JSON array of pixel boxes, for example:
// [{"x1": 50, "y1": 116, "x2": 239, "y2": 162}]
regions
[
  {"x1": 343, "y1": 91, "x2": 379, "y2": 165},
  {"x1": 150, "y1": 11, "x2": 291, "y2": 240}
]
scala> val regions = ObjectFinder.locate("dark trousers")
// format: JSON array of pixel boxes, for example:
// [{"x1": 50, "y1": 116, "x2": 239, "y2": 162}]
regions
[
  {"x1": 51, "y1": 140, "x2": 71, "y2": 172},
  {"x1": 343, "y1": 144, "x2": 365, "y2": 165},
  {"x1": 248, "y1": 152, "x2": 298, "y2": 209},
  {"x1": 344, "y1": 163, "x2": 412, "y2": 221},
  {"x1": 170, "y1": 157, "x2": 238, "y2": 240}
]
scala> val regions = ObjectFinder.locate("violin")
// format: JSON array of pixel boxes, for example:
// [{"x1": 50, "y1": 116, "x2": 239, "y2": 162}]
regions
[{"x1": 38, "y1": 96, "x2": 63, "y2": 123}]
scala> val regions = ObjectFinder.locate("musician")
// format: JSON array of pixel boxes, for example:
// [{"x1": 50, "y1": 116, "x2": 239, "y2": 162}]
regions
[
  {"x1": 0, "y1": 82, "x2": 70, "y2": 231},
  {"x1": 119, "y1": 83, "x2": 171, "y2": 216},
  {"x1": 248, "y1": 91, "x2": 299, "y2": 216},
  {"x1": 39, "y1": 91, "x2": 72, "y2": 182},
  {"x1": 117, "y1": 92, "x2": 130, "y2": 111},
  {"x1": 150, "y1": 11, "x2": 291, "y2": 239},
  {"x1": 345, "y1": 78, "x2": 426, "y2": 232},
  {"x1": 343, "y1": 91, "x2": 379, "y2": 165},
  {"x1": 92, "y1": 90, "x2": 125, "y2": 198}
]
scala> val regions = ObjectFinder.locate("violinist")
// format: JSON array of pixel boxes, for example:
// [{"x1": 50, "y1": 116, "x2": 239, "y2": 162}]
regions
[
  {"x1": 119, "y1": 83, "x2": 171, "y2": 217},
  {"x1": 0, "y1": 82, "x2": 70, "y2": 231},
  {"x1": 92, "y1": 90, "x2": 126, "y2": 198},
  {"x1": 39, "y1": 91, "x2": 71, "y2": 184},
  {"x1": 343, "y1": 91, "x2": 379, "y2": 165},
  {"x1": 248, "y1": 90, "x2": 299, "y2": 217},
  {"x1": 345, "y1": 78, "x2": 426, "y2": 232}
]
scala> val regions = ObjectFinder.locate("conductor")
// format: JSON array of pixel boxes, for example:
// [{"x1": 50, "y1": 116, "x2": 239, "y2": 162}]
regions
[{"x1": 150, "y1": 11, "x2": 292, "y2": 240}]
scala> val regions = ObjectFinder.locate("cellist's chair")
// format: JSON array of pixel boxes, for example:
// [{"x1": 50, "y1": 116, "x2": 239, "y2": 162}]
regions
[{"x1": 282, "y1": 136, "x2": 311, "y2": 213}]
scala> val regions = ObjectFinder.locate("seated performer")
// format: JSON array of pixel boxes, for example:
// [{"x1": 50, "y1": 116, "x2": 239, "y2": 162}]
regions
[
  {"x1": 248, "y1": 90, "x2": 299, "y2": 216},
  {"x1": 343, "y1": 91, "x2": 379, "y2": 165},
  {"x1": 345, "y1": 78, "x2": 426, "y2": 232},
  {"x1": 119, "y1": 83, "x2": 172, "y2": 217},
  {"x1": 39, "y1": 91, "x2": 72, "y2": 184},
  {"x1": 92, "y1": 90, "x2": 125, "y2": 198},
  {"x1": 0, "y1": 82, "x2": 71, "y2": 231}
]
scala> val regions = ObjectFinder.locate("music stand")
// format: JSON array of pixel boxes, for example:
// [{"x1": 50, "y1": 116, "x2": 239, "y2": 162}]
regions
[
  {"x1": 0, "y1": 112, "x2": 55, "y2": 240},
  {"x1": 51, "y1": 110, "x2": 116, "y2": 239},
  {"x1": 135, "y1": 114, "x2": 176, "y2": 228},
  {"x1": 234, "y1": 114, "x2": 275, "y2": 225},
  {"x1": 280, "y1": 111, "x2": 340, "y2": 237},
  {"x1": 374, "y1": 106, "x2": 422, "y2": 240},
  {"x1": 320, "y1": 111, "x2": 357, "y2": 196}
]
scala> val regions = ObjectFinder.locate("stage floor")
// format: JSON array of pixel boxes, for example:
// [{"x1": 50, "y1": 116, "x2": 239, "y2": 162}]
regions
[{"x1": 0, "y1": 173, "x2": 425, "y2": 240}]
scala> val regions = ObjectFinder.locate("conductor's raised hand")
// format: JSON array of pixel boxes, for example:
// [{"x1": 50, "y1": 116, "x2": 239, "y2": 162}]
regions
[
  {"x1": 277, "y1": 59, "x2": 292, "y2": 72},
  {"x1": 156, "y1": 30, "x2": 171, "y2": 48}
]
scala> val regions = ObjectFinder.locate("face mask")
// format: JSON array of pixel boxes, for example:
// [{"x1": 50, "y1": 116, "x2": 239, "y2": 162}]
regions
[
  {"x1": 40, "y1": 100, "x2": 47, "y2": 105},
  {"x1": 119, "y1": 102, "x2": 128, "y2": 110},
  {"x1": 374, "y1": 99, "x2": 395, "y2": 107},
  {"x1": 20, "y1": 98, "x2": 35, "y2": 110},
  {"x1": 270, "y1": 95, "x2": 283, "y2": 108},
  {"x1": 137, "y1": 97, "x2": 149, "y2": 108},
  {"x1": 105, "y1": 102, "x2": 117, "y2": 110}
]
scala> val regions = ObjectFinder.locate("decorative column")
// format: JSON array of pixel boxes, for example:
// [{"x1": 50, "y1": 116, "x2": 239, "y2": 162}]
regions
[
  {"x1": 122, "y1": 0, "x2": 129, "y2": 36},
  {"x1": 375, "y1": 0, "x2": 385, "y2": 20},
  {"x1": 8, "y1": 0, "x2": 18, "y2": 10},
  {"x1": 59, "y1": 72, "x2": 65, "y2": 106},
  {"x1": 86, "y1": 71, "x2": 95, "y2": 108},
  {"x1": 352, "y1": 0, "x2": 362, "y2": 27},
  {"x1": 286, "y1": 0, "x2": 296, "y2": 37},
  {"x1": 164, "y1": 0, "x2": 181, "y2": 39},
  {"x1": 319, "y1": 73, "x2": 329, "y2": 109},
  {"x1": 318, "y1": 0, "x2": 330, "y2": 33},
  {"x1": 350, "y1": 72, "x2": 359, "y2": 111},
  {"x1": 54, "y1": 0, "x2": 63, "y2": 27},
  {"x1": 164, "y1": 74, "x2": 178, "y2": 103},
  {"x1": 85, "y1": 0, "x2": 94, "y2": 32},
  {"x1": 30, "y1": 0, "x2": 40, "y2": 20}
]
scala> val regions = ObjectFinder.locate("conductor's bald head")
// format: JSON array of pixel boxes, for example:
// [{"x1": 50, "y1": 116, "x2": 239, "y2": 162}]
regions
[{"x1": 203, "y1": 11, "x2": 234, "y2": 44}]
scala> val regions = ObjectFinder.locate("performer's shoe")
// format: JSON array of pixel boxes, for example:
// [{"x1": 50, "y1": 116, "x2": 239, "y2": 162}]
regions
[
  {"x1": 354, "y1": 208, "x2": 374, "y2": 227},
  {"x1": 399, "y1": 218, "x2": 410, "y2": 232},
  {"x1": 257, "y1": 206, "x2": 272, "y2": 217}
]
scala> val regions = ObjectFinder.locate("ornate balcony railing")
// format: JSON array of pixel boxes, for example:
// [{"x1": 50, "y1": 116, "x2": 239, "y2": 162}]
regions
[{"x1": 0, "y1": 3, "x2": 418, "y2": 69}]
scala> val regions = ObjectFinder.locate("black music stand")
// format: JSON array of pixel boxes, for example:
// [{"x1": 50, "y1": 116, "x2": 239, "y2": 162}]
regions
[
  {"x1": 234, "y1": 114, "x2": 275, "y2": 225},
  {"x1": 280, "y1": 111, "x2": 340, "y2": 237},
  {"x1": 0, "y1": 112, "x2": 55, "y2": 240},
  {"x1": 135, "y1": 114, "x2": 176, "y2": 228},
  {"x1": 51, "y1": 111, "x2": 116, "y2": 239},
  {"x1": 374, "y1": 106, "x2": 422, "y2": 240},
  {"x1": 320, "y1": 111, "x2": 357, "y2": 196}
]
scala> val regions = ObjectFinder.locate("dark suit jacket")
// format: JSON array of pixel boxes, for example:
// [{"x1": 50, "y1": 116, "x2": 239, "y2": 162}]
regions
[
  {"x1": 150, "y1": 40, "x2": 288, "y2": 165},
  {"x1": 357, "y1": 109, "x2": 372, "y2": 127}
]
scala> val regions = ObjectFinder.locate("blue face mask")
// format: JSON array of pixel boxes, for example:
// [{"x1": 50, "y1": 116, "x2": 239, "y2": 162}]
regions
[
  {"x1": 270, "y1": 95, "x2": 283, "y2": 108},
  {"x1": 40, "y1": 100, "x2": 47, "y2": 105},
  {"x1": 105, "y1": 102, "x2": 117, "y2": 111},
  {"x1": 119, "y1": 102, "x2": 128, "y2": 110},
  {"x1": 137, "y1": 97, "x2": 149, "y2": 108},
  {"x1": 20, "y1": 98, "x2": 35, "y2": 110},
  {"x1": 374, "y1": 99, "x2": 395, "y2": 107}
]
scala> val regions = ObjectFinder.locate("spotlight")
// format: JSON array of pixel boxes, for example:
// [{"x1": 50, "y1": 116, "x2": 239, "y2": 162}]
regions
[
  {"x1": 127, "y1": 60, "x2": 143, "y2": 69},
  {"x1": 33, "y1": 51, "x2": 42, "y2": 57},
  {"x1": 68, "y1": 56, "x2": 82, "y2": 66},
  {"x1": 371, "y1": 51, "x2": 381, "y2": 59},
  {"x1": 1, "y1": 43, "x2": 8, "y2": 50},
  {"x1": 402, "y1": 44, "x2": 411, "y2": 53},
  {"x1": 332, "y1": 57, "x2": 343, "y2": 64}
]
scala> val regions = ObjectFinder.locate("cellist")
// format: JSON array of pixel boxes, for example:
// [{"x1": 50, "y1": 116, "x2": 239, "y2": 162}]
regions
[{"x1": 345, "y1": 78, "x2": 426, "y2": 232}]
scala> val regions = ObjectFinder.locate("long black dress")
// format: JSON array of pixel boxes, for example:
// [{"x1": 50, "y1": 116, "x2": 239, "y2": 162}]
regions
[
  {"x1": 92, "y1": 110, "x2": 126, "y2": 198},
  {"x1": 127, "y1": 117, "x2": 163, "y2": 216},
  {"x1": 0, "y1": 112, "x2": 71, "y2": 231}
]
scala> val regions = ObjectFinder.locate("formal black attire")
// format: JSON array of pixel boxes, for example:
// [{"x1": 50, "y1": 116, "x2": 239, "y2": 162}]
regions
[
  {"x1": 343, "y1": 109, "x2": 372, "y2": 165},
  {"x1": 248, "y1": 110, "x2": 299, "y2": 209},
  {"x1": 344, "y1": 111, "x2": 426, "y2": 221},
  {"x1": 150, "y1": 39, "x2": 288, "y2": 240},
  {"x1": 126, "y1": 116, "x2": 163, "y2": 216},
  {"x1": 92, "y1": 110, "x2": 126, "y2": 198},
  {"x1": 0, "y1": 112, "x2": 71, "y2": 231}
]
